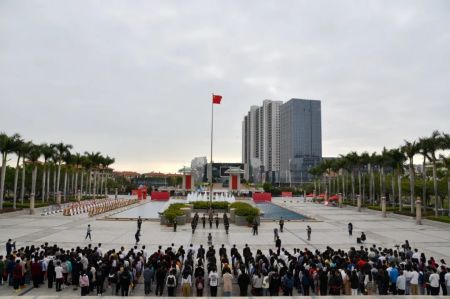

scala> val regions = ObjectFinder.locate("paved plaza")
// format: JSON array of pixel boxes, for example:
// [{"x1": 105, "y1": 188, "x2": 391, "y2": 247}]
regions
[{"x1": 0, "y1": 198, "x2": 449, "y2": 297}]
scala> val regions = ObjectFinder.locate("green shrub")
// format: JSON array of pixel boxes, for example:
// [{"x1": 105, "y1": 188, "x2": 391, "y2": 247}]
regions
[
  {"x1": 192, "y1": 201, "x2": 229, "y2": 210},
  {"x1": 425, "y1": 216, "x2": 450, "y2": 223},
  {"x1": 230, "y1": 202, "x2": 259, "y2": 224},
  {"x1": 163, "y1": 203, "x2": 186, "y2": 222}
]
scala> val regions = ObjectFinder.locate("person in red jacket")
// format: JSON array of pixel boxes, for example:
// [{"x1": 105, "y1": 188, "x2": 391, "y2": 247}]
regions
[
  {"x1": 31, "y1": 259, "x2": 42, "y2": 288},
  {"x1": 12, "y1": 260, "x2": 22, "y2": 291}
]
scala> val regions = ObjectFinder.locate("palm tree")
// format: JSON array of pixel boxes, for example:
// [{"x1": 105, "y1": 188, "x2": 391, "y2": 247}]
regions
[
  {"x1": 401, "y1": 140, "x2": 419, "y2": 213},
  {"x1": 51, "y1": 142, "x2": 73, "y2": 204},
  {"x1": 422, "y1": 131, "x2": 445, "y2": 216},
  {"x1": 440, "y1": 155, "x2": 450, "y2": 216},
  {"x1": 85, "y1": 152, "x2": 101, "y2": 199},
  {"x1": 344, "y1": 152, "x2": 359, "y2": 203},
  {"x1": 308, "y1": 165, "x2": 323, "y2": 199},
  {"x1": 40, "y1": 144, "x2": 55, "y2": 203},
  {"x1": 0, "y1": 133, "x2": 21, "y2": 210},
  {"x1": 359, "y1": 152, "x2": 370, "y2": 204},
  {"x1": 331, "y1": 158, "x2": 344, "y2": 196},
  {"x1": 318, "y1": 159, "x2": 333, "y2": 200},
  {"x1": 365, "y1": 152, "x2": 377, "y2": 205},
  {"x1": 62, "y1": 152, "x2": 73, "y2": 202},
  {"x1": 418, "y1": 137, "x2": 431, "y2": 211},
  {"x1": 387, "y1": 148, "x2": 406, "y2": 211},
  {"x1": 26, "y1": 144, "x2": 42, "y2": 214},
  {"x1": 72, "y1": 153, "x2": 82, "y2": 200},
  {"x1": 101, "y1": 155, "x2": 115, "y2": 196},
  {"x1": 338, "y1": 155, "x2": 350, "y2": 200},
  {"x1": 11, "y1": 137, "x2": 25, "y2": 210},
  {"x1": 19, "y1": 141, "x2": 33, "y2": 205},
  {"x1": 80, "y1": 154, "x2": 92, "y2": 199}
]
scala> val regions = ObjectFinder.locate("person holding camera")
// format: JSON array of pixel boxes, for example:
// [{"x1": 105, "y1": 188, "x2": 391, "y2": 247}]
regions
[{"x1": 6, "y1": 239, "x2": 16, "y2": 256}]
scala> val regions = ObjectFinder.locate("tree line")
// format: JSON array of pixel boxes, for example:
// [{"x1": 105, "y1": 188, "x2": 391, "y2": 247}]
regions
[
  {"x1": 0, "y1": 132, "x2": 115, "y2": 213},
  {"x1": 308, "y1": 130, "x2": 450, "y2": 217}
]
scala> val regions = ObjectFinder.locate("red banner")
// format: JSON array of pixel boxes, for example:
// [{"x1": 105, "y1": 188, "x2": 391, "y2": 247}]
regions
[
  {"x1": 151, "y1": 191, "x2": 170, "y2": 201},
  {"x1": 253, "y1": 192, "x2": 272, "y2": 202},
  {"x1": 281, "y1": 192, "x2": 293, "y2": 197}
]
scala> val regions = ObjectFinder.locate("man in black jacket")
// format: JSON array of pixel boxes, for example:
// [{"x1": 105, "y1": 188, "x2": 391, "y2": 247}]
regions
[{"x1": 238, "y1": 267, "x2": 250, "y2": 296}]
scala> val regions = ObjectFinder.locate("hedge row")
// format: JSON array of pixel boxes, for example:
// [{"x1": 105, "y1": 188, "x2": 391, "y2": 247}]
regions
[
  {"x1": 230, "y1": 202, "x2": 260, "y2": 223},
  {"x1": 163, "y1": 203, "x2": 187, "y2": 222},
  {"x1": 192, "y1": 201, "x2": 230, "y2": 210}
]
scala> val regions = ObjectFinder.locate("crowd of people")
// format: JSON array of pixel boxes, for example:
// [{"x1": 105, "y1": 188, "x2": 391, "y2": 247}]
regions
[{"x1": 1, "y1": 234, "x2": 450, "y2": 297}]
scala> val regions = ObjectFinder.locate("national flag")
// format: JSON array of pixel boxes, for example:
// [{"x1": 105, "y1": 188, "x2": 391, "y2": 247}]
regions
[{"x1": 212, "y1": 94, "x2": 222, "y2": 104}]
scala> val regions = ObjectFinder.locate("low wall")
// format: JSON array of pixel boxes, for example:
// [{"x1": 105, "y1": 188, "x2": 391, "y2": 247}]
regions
[
  {"x1": 235, "y1": 215, "x2": 260, "y2": 226},
  {"x1": 160, "y1": 215, "x2": 186, "y2": 225}
]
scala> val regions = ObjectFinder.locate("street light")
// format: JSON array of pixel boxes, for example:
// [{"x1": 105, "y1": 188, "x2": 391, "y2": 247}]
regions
[{"x1": 288, "y1": 159, "x2": 292, "y2": 188}]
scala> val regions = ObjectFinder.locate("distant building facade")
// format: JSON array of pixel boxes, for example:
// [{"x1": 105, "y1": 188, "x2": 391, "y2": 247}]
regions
[
  {"x1": 280, "y1": 98, "x2": 322, "y2": 183},
  {"x1": 242, "y1": 100, "x2": 282, "y2": 183},
  {"x1": 203, "y1": 162, "x2": 244, "y2": 184},
  {"x1": 242, "y1": 98, "x2": 322, "y2": 184}
]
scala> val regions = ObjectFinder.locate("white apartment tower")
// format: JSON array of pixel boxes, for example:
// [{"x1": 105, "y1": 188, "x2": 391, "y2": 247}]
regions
[{"x1": 242, "y1": 100, "x2": 282, "y2": 183}]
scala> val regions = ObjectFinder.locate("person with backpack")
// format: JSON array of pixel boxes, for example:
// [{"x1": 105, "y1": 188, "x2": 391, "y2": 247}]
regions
[
  {"x1": 79, "y1": 271, "x2": 90, "y2": 296},
  {"x1": 195, "y1": 274, "x2": 204, "y2": 296},
  {"x1": 252, "y1": 271, "x2": 263, "y2": 296},
  {"x1": 208, "y1": 268, "x2": 219, "y2": 297},
  {"x1": 181, "y1": 270, "x2": 192, "y2": 297},
  {"x1": 166, "y1": 269, "x2": 177, "y2": 296}
]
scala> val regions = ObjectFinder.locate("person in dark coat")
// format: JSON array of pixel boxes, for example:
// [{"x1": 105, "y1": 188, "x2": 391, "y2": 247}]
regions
[
  {"x1": 12, "y1": 260, "x2": 22, "y2": 291},
  {"x1": 31, "y1": 259, "x2": 42, "y2": 288},
  {"x1": 96, "y1": 263, "x2": 105, "y2": 295},
  {"x1": 72, "y1": 258, "x2": 81, "y2": 290},
  {"x1": 6, "y1": 239, "x2": 15, "y2": 256},
  {"x1": 47, "y1": 260, "x2": 55, "y2": 289},
  {"x1": 155, "y1": 266, "x2": 167, "y2": 296},
  {"x1": 238, "y1": 268, "x2": 250, "y2": 296}
]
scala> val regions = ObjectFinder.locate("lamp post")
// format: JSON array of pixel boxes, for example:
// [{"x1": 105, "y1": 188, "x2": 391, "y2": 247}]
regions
[{"x1": 289, "y1": 159, "x2": 292, "y2": 188}]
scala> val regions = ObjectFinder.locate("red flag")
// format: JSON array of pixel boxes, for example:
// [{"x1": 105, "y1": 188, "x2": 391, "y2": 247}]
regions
[{"x1": 212, "y1": 94, "x2": 222, "y2": 104}]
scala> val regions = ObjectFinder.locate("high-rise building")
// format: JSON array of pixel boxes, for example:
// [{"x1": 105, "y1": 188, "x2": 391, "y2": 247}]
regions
[
  {"x1": 280, "y1": 98, "x2": 322, "y2": 183},
  {"x1": 242, "y1": 100, "x2": 282, "y2": 183},
  {"x1": 242, "y1": 98, "x2": 322, "y2": 184}
]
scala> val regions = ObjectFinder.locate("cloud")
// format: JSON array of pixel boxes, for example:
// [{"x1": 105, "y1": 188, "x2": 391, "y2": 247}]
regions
[{"x1": 0, "y1": 0, "x2": 449, "y2": 172}]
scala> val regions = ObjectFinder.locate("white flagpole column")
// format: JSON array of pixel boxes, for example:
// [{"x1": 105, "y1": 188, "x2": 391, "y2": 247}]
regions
[{"x1": 210, "y1": 94, "x2": 214, "y2": 206}]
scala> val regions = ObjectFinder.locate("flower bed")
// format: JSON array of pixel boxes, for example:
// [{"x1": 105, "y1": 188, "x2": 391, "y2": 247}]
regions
[
  {"x1": 230, "y1": 202, "x2": 260, "y2": 224},
  {"x1": 192, "y1": 201, "x2": 229, "y2": 210}
]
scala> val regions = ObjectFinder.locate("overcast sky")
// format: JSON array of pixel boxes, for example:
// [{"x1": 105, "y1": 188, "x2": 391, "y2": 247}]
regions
[{"x1": 1, "y1": 0, "x2": 449, "y2": 173}]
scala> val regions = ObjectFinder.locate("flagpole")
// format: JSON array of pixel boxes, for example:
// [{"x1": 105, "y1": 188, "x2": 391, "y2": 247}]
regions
[{"x1": 210, "y1": 93, "x2": 214, "y2": 207}]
